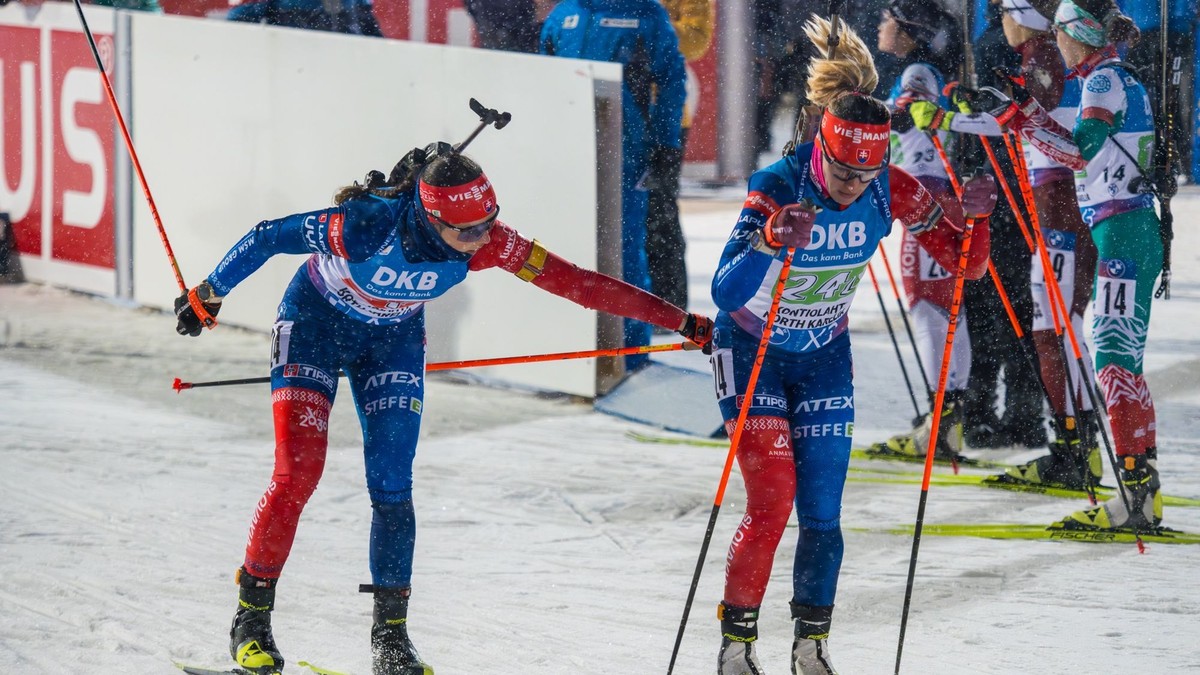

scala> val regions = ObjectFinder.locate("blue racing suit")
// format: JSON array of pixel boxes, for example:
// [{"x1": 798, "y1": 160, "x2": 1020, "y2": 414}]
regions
[{"x1": 711, "y1": 142, "x2": 892, "y2": 609}]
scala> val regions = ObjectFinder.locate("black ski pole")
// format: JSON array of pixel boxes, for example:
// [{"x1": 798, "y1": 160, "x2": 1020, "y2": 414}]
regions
[
  {"x1": 876, "y1": 246, "x2": 935, "y2": 401},
  {"x1": 1154, "y1": 0, "x2": 1178, "y2": 300},
  {"x1": 867, "y1": 262, "x2": 925, "y2": 419}
]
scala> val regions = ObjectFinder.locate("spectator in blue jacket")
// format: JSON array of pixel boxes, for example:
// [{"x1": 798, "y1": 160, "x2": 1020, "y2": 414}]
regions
[
  {"x1": 541, "y1": 0, "x2": 687, "y2": 370},
  {"x1": 227, "y1": 0, "x2": 382, "y2": 36}
]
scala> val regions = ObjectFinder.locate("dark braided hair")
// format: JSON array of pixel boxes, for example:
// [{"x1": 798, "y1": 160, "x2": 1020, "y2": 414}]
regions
[{"x1": 332, "y1": 141, "x2": 460, "y2": 205}]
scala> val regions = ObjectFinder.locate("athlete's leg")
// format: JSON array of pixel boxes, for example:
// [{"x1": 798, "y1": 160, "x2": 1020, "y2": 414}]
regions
[
  {"x1": 1091, "y1": 209, "x2": 1163, "y2": 458},
  {"x1": 244, "y1": 282, "x2": 351, "y2": 579},
  {"x1": 787, "y1": 335, "x2": 854, "y2": 608},
  {"x1": 712, "y1": 331, "x2": 795, "y2": 608},
  {"x1": 346, "y1": 312, "x2": 428, "y2": 589}
]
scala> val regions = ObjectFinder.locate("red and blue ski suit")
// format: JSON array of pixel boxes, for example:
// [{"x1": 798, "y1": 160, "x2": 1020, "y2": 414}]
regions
[
  {"x1": 711, "y1": 142, "x2": 990, "y2": 611},
  {"x1": 204, "y1": 189, "x2": 690, "y2": 588}
]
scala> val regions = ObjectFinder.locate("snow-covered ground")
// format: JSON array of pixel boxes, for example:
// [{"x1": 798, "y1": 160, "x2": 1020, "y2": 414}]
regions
[{"x1": 3, "y1": 189, "x2": 1200, "y2": 674}]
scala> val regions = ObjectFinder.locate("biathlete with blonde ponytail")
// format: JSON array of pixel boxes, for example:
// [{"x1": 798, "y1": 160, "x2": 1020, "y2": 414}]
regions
[{"x1": 711, "y1": 16, "x2": 996, "y2": 675}]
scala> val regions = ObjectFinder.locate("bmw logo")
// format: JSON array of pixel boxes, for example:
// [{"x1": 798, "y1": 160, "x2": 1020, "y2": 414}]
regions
[{"x1": 1106, "y1": 259, "x2": 1126, "y2": 277}]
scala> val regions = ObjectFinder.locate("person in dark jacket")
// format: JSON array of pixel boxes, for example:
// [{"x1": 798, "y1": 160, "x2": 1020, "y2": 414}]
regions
[
  {"x1": 227, "y1": 0, "x2": 382, "y2": 36},
  {"x1": 465, "y1": 0, "x2": 541, "y2": 53}
]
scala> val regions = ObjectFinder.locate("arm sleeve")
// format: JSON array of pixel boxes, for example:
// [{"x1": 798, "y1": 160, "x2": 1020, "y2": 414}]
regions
[
  {"x1": 947, "y1": 111, "x2": 1005, "y2": 137},
  {"x1": 648, "y1": 9, "x2": 687, "y2": 149},
  {"x1": 539, "y1": 10, "x2": 558, "y2": 55},
  {"x1": 1012, "y1": 108, "x2": 1087, "y2": 170},
  {"x1": 710, "y1": 169, "x2": 792, "y2": 311},
  {"x1": 889, "y1": 166, "x2": 991, "y2": 280},
  {"x1": 1073, "y1": 117, "x2": 1113, "y2": 161},
  {"x1": 468, "y1": 224, "x2": 687, "y2": 330},
  {"x1": 205, "y1": 200, "x2": 395, "y2": 296},
  {"x1": 1075, "y1": 68, "x2": 1126, "y2": 161}
]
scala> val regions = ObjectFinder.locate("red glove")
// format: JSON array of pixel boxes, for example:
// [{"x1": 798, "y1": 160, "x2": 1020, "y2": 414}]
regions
[
  {"x1": 960, "y1": 173, "x2": 998, "y2": 219},
  {"x1": 764, "y1": 200, "x2": 821, "y2": 250}
]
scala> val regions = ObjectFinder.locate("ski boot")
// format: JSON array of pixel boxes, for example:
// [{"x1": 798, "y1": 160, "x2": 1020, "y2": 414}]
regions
[
  {"x1": 229, "y1": 567, "x2": 285, "y2": 675},
  {"x1": 963, "y1": 388, "x2": 1010, "y2": 448},
  {"x1": 790, "y1": 603, "x2": 837, "y2": 675},
  {"x1": 998, "y1": 370, "x2": 1048, "y2": 448},
  {"x1": 998, "y1": 413, "x2": 1048, "y2": 448},
  {"x1": 718, "y1": 603, "x2": 763, "y2": 675},
  {"x1": 865, "y1": 393, "x2": 963, "y2": 461},
  {"x1": 986, "y1": 415, "x2": 1101, "y2": 490},
  {"x1": 1059, "y1": 450, "x2": 1162, "y2": 531},
  {"x1": 369, "y1": 586, "x2": 433, "y2": 675}
]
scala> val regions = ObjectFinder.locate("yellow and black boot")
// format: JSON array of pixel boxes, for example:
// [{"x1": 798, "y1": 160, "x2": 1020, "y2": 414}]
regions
[
  {"x1": 1060, "y1": 450, "x2": 1163, "y2": 530},
  {"x1": 991, "y1": 415, "x2": 1101, "y2": 490},
  {"x1": 370, "y1": 586, "x2": 433, "y2": 675},
  {"x1": 229, "y1": 567, "x2": 284, "y2": 675},
  {"x1": 718, "y1": 603, "x2": 763, "y2": 675},
  {"x1": 866, "y1": 392, "x2": 963, "y2": 460}
]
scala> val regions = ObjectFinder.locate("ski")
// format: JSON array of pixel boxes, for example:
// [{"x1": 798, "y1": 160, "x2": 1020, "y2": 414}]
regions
[
  {"x1": 628, "y1": 431, "x2": 1200, "y2": 506},
  {"x1": 297, "y1": 660, "x2": 352, "y2": 675},
  {"x1": 175, "y1": 663, "x2": 263, "y2": 675},
  {"x1": 855, "y1": 522, "x2": 1200, "y2": 545},
  {"x1": 845, "y1": 468, "x2": 1200, "y2": 507},
  {"x1": 175, "y1": 661, "x2": 347, "y2": 675},
  {"x1": 625, "y1": 430, "x2": 1014, "y2": 469}
]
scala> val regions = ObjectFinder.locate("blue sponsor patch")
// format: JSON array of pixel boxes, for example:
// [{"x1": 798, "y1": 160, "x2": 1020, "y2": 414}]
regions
[{"x1": 1087, "y1": 74, "x2": 1112, "y2": 93}]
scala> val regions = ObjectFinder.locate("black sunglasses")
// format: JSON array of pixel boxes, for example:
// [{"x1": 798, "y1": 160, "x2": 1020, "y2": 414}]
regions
[
  {"x1": 819, "y1": 134, "x2": 887, "y2": 184},
  {"x1": 426, "y1": 206, "x2": 500, "y2": 242}
]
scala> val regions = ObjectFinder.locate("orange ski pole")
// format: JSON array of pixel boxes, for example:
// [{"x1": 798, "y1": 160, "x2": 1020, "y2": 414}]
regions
[
  {"x1": 173, "y1": 342, "x2": 690, "y2": 391},
  {"x1": 71, "y1": 0, "x2": 188, "y2": 294},
  {"x1": 667, "y1": 239, "x2": 800, "y2": 674},
  {"x1": 895, "y1": 215, "x2": 976, "y2": 674}
]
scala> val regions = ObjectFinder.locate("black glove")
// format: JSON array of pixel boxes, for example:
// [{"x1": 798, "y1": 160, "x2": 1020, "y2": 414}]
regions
[
  {"x1": 175, "y1": 281, "x2": 222, "y2": 336},
  {"x1": 643, "y1": 145, "x2": 684, "y2": 194},
  {"x1": 994, "y1": 67, "x2": 1035, "y2": 107},
  {"x1": 677, "y1": 313, "x2": 714, "y2": 354}
]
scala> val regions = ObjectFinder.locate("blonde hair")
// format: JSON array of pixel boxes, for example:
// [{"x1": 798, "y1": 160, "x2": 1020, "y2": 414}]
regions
[{"x1": 803, "y1": 15, "x2": 879, "y2": 109}]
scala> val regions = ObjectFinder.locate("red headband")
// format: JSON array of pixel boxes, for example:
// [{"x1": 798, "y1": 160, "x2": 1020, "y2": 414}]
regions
[
  {"x1": 819, "y1": 110, "x2": 890, "y2": 168},
  {"x1": 418, "y1": 174, "x2": 497, "y2": 224}
]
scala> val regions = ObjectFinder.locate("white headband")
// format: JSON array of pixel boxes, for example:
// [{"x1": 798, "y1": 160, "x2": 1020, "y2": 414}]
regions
[{"x1": 1001, "y1": 0, "x2": 1053, "y2": 31}]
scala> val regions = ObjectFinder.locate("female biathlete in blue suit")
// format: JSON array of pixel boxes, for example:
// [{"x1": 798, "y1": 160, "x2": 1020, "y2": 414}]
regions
[
  {"x1": 711, "y1": 17, "x2": 995, "y2": 675},
  {"x1": 174, "y1": 145, "x2": 713, "y2": 675}
]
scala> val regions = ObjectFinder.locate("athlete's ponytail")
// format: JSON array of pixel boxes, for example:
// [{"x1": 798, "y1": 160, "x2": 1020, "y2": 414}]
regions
[{"x1": 802, "y1": 15, "x2": 888, "y2": 125}]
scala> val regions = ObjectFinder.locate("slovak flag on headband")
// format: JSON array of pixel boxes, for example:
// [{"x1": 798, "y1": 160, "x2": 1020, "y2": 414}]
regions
[{"x1": 857, "y1": 148, "x2": 871, "y2": 165}]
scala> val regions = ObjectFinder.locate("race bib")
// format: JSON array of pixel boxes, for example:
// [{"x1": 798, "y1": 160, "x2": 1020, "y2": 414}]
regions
[{"x1": 1094, "y1": 257, "x2": 1136, "y2": 319}]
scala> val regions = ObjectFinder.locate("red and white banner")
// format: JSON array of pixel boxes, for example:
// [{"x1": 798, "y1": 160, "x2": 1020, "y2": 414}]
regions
[{"x1": 1, "y1": 6, "x2": 116, "y2": 292}]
